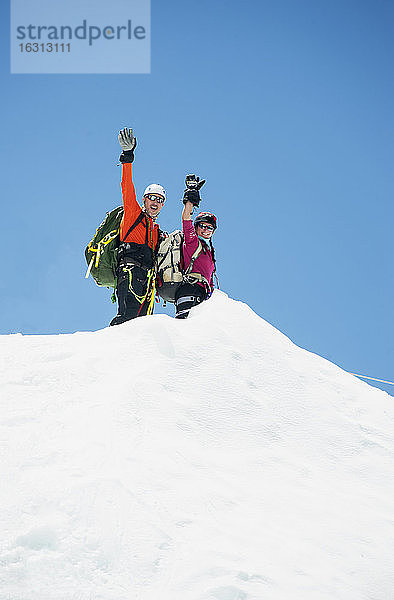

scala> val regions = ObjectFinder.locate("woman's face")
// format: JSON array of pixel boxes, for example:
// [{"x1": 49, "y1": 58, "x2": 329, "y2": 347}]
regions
[{"x1": 196, "y1": 222, "x2": 214, "y2": 239}]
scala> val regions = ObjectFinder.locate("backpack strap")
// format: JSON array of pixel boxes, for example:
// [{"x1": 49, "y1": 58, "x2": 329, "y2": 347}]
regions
[
  {"x1": 155, "y1": 228, "x2": 166, "y2": 254},
  {"x1": 184, "y1": 241, "x2": 203, "y2": 276},
  {"x1": 144, "y1": 214, "x2": 149, "y2": 245},
  {"x1": 122, "y1": 211, "x2": 145, "y2": 242},
  {"x1": 185, "y1": 240, "x2": 217, "y2": 295},
  {"x1": 143, "y1": 213, "x2": 156, "y2": 249}
]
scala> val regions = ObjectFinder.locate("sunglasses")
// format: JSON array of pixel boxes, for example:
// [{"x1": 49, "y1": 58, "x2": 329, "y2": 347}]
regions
[
  {"x1": 144, "y1": 194, "x2": 165, "y2": 204},
  {"x1": 198, "y1": 223, "x2": 214, "y2": 231}
]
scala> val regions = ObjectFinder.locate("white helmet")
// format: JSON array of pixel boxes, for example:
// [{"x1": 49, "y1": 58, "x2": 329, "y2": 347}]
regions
[{"x1": 143, "y1": 184, "x2": 166, "y2": 201}]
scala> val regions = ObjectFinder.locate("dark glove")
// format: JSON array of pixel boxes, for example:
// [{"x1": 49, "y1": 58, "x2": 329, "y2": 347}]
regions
[
  {"x1": 182, "y1": 174, "x2": 206, "y2": 206},
  {"x1": 118, "y1": 128, "x2": 137, "y2": 163}
]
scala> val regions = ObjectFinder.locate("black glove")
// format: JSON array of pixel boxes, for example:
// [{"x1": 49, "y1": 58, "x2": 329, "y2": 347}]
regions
[
  {"x1": 182, "y1": 174, "x2": 206, "y2": 206},
  {"x1": 118, "y1": 128, "x2": 137, "y2": 163}
]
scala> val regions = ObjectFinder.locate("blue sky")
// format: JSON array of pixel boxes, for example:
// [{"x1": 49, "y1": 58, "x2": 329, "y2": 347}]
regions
[{"x1": 1, "y1": 0, "x2": 393, "y2": 394}]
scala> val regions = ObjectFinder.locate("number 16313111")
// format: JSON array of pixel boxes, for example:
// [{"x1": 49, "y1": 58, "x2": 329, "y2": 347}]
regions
[{"x1": 19, "y1": 42, "x2": 71, "y2": 53}]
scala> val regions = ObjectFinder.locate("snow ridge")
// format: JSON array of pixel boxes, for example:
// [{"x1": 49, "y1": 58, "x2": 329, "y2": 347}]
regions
[{"x1": 0, "y1": 291, "x2": 393, "y2": 600}]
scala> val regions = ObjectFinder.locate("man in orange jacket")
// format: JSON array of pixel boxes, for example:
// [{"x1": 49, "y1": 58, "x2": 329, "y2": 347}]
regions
[{"x1": 110, "y1": 128, "x2": 165, "y2": 326}]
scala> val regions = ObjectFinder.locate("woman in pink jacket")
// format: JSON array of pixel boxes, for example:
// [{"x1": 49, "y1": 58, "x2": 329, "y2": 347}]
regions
[{"x1": 175, "y1": 175, "x2": 217, "y2": 319}]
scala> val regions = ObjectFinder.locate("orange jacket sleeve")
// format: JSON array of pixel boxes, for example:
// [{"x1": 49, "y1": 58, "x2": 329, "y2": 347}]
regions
[{"x1": 119, "y1": 163, "x2": 141, "y2": 241}]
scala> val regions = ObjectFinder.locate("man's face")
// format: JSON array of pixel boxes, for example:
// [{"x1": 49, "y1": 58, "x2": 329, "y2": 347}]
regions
[{"x1": 143, "y1": 194, "x2": 165, "y2": 218}]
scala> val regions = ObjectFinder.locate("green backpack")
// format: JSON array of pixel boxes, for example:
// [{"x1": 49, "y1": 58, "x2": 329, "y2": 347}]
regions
[
  {"x1": 85, "y1": 206, "x2": 151, "y2": 289},
  {"x1": 85, "y1": 206, "x2": 124, "y2": 288}
]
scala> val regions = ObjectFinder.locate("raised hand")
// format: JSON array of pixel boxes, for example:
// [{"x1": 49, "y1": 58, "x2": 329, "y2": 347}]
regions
[
  {"x1": 182, "y1": 174, "x2": 206, "y2": 206},
  {"x1": 118, "y1": 128, "x2": 137, "y2": 163},
  {"x1": 185, "y1": 174, "x2": 206, "y2": 191}
]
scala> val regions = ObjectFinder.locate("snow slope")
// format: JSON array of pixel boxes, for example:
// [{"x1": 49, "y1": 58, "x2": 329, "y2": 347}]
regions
[{"x1": 0, "y1": 291, "x2": 393, "y2": 600}]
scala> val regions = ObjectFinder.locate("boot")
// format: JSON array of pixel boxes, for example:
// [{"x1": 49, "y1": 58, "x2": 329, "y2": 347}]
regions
[{"x1": 109, "y1": 314, "x2": 129, "y2": 327}]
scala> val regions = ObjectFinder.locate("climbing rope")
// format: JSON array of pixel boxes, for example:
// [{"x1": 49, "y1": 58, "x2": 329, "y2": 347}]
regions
[{"x1": 347, "y1": 372, "x2": 394, "y2": 386}]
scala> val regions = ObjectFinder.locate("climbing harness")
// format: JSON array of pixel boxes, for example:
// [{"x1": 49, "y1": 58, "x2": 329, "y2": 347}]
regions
[{"x1": 122, "y1": 264, "x2": 156, "y2": 314}]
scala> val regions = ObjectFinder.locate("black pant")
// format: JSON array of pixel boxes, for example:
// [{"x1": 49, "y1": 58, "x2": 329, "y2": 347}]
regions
[
  {"x1": 110, "y1": 243, "x2": 154, "y2": 326},
  {"x1": 174, "y1": 282, "x2": 206, "y2": 319}
]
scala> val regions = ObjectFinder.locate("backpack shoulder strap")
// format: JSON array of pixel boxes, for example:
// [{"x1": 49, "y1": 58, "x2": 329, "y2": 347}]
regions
[
  {"x1": 155, "y1": 228, "x2": 162, "y2": 252},
  {"x1": 184, "y1": 240, "x2": 203, "y2": 275},
  {"x1": 154, "y1": 228, "x2": 166, "y2": 258},
  {"x1": 122, "y1": 211, "x2": 145, "y2": 242}
]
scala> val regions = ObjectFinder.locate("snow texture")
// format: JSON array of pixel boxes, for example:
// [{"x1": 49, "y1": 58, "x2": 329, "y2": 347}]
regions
[{"x1": 0, "y1": 291, "x2": 393, "y2": 600}]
